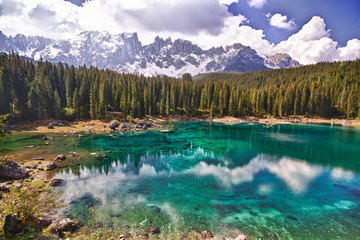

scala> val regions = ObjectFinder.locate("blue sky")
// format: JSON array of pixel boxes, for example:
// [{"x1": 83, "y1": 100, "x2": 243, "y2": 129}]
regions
[
  {"x1": 227, "y1": 0, "x2": 360, "y2": 46},
  {"x1": 0, "y1": 0, "x2": 359, "y2": 64}
]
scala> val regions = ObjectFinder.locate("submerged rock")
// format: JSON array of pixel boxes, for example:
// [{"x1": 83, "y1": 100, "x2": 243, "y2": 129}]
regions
[
  {"x1": 50, "y1": 218, "x2": 83, "y2": 234},
  {"x1": 0, "y1": 159, "x2": 30, "y2": 180},
  {"x1": 265, "y1": 231, "x2": 278, "y2": 239},
  {"x1": 146, "y1": 225, "x2": 161, "y2": 234},
  {"x1": 286, "y1": 215, "x2": 298, "y2": 221},
  {"x1": 160, "y1": 129, "x2": 173, "y2": 133}
]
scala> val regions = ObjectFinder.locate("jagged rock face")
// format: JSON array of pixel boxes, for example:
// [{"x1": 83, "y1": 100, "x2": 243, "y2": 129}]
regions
[
  {"x1": 0, "y1": 31, "x2": 300, "y2": 77},
  {"x1": 264, "y1": 53, "x2": 301, "y2": 69}
]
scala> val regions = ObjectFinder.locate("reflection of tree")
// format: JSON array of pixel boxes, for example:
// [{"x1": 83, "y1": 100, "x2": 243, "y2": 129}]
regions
[{"x1": 63, "y1": 123, "x2": 360, "y2": 177}]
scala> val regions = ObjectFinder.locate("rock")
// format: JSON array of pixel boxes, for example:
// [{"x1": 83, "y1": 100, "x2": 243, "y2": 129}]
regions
[
  {"x1": 286, "y1": 215, "x2": 298, "y2": 221},
  {"x1": 119, "y1": 233, "x2": 131, "y2": 239},
  {"x1": 43, "y1": 136, "x2": 51, "y2": 140},
  {"x1": 27, "y1": 145, "x2": 35, "y2": 148},
  {"x1": 50, "y1": 218, "x2": 83, "y2": 234},
  {"x1": 3, "y1": 214, "x2": 24, "y2": 235},
  {"x1": 13, "y1": 183, "x2": 23, "y2": 189},
  {"x1": 48, "y1": 123, "x2": 55, "y2": 129},
  {"x1": 69, "y1": 152, "x2": 79, "y2": 157},
  {"x1": 56, "y1": 155, "x2": 66, "y2": 161},
  {"x1": 46, "y1": 162, "x2": 57, "y2": 171},
  {"x1": 38, "y1": 167, "x2": 44, "y2": 171},
  {"x1": 109, "y1": 120, "x2": 119, "y2": 130},
  {"x1": 0, "y1": 183, "x2": 10, "y2": 192},
  {"x1": 50, "y1": 178, "x2": 64, "y2": 186},
  {"x1": 200, "y1": 230, "x2": 214, "y2": 239},
  {"x1": 146, "y1": 225, "x2": 161, "y2": 234},
  {"x1": 34, "y1": 234, "x2": 61, "y2": 240},
  {"x1": 33, "y1": 157, "x2": 45, "y2": 161},
  {"x1": 33, "y1": 217, "x2": 52, "y2": 232},
  {"x1": 142, "y1": 125, "x2": 148, "y2": 130},
  {"x1": 28, "y1": 164, "x2": 38, "y2": 169},
  {"x1": 0, "y1": 159, "x2": 30, "y2": 180},
  {"x1": 78, "y1": 134, "x2": 85, "y2": 138},
  {"x1": 160, "y1": 129, "x2": 173, "y2": 133}
]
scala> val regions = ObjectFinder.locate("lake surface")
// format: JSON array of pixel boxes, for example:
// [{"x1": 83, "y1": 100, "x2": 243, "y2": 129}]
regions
[{"x1": 2, "y1": 122, "x2": 360, "y2": 239}]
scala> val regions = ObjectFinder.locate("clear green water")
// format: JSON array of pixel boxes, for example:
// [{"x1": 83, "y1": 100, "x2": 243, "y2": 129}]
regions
[{"x1": 1, "y1": 122, "x2": 360, "y2": 239}]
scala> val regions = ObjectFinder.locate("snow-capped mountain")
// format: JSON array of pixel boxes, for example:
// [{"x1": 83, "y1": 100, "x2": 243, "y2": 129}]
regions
[{"x1": 0, "y1": 31, "x2": 300, "y2": 77}]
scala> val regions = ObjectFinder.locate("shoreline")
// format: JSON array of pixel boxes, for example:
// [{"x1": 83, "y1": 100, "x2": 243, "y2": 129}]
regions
[{"x1": 8, "y1": 116, "x2": 360, "y2": 134}]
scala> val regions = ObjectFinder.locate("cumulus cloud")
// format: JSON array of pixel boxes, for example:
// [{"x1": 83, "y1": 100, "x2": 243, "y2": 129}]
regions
[
  {"x1": 274, "y1": 16, "x2": 360, "y2": 64},
  {"x1": 248, "y1": 0, "x2": 267, "y2": 8},
  {"x1": 268, "y1": 13, "x2": 296, "y2": 30}
]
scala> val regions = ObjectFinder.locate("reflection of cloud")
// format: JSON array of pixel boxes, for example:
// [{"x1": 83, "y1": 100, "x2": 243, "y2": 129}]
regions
[
  {"x1": 331, "y1": 168, "x2": 354, "y2": 181},
  {"x1": 188, "y1": 156, "x2": 324, "y2": 194},
  {"x1": 267, "y1": 158, "x2": 323, "y2": 194}
]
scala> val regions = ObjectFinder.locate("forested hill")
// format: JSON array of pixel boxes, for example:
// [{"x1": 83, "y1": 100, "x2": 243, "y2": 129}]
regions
[{"x1": 0, "y1": 53, "x2": 359, "y2": 121}]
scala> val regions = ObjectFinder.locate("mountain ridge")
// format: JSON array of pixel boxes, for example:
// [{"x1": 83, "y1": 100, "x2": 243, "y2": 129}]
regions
[{"x1": 0, "y1": 31, "x2": 300, "y2": 77}]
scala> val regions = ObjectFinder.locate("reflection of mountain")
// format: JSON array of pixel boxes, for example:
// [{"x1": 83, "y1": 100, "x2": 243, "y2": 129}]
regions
[{"x1": 58, "y1": 150, "x2": 352, "y2": 201}]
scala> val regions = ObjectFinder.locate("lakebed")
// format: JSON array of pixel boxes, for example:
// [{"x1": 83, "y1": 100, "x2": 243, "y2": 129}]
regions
[{"x1": 1, "y1": 121, "x2": 360, "y2": 239}]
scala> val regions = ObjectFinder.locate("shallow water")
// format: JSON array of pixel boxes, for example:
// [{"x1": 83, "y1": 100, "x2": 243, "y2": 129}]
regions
[{"x1": 2, "y1": 123, "x2": 360, "y2": 239}]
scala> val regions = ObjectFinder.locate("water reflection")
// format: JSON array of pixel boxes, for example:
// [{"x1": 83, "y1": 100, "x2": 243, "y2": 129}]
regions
[{"x1": 57, "y1": 146, "x2": 351, "y2": 203}]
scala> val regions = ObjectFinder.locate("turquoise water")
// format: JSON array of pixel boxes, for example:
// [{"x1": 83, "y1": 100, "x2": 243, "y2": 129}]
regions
[{"x1": 2, "y1": 123, "x2": 360, "y2": 239}]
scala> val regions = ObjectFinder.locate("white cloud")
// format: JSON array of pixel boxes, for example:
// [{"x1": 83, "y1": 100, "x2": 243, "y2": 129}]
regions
[
  {"x1": 268, "y1": 13, "x2": 296, "y2": 30},
  {"x1": 219, "y1": 0, "x2": 238, "y2": 4},
  {"x1": 274, "y1": 16, "x2": 360, "y2": 64},
  {"x1": 248, "y1": 0, "x2": 267, "y2": 8}
]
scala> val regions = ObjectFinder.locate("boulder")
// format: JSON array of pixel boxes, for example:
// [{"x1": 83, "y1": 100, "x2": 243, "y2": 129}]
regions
[
  {"x1": 146, "y1": 225, "x2": 160, "y2": 235},
  {"x1": 46, "y1": 162, "x2": 57, "y2": 171},
  {"x1": 0, "y1": 183, "x2": 10, "y2": 192},
  {"x1": 109, "y1": 120, "x2": 119, "y2": 130},
  {"x1": 56, "y1": 155, "x2": 66, "y2": 161},
  {"x1": 50, "y1": 218, "x2": 83, "y2": 234},
  {"x1": 3, "y1": 214, "x2": 24, "y2": 235},
  {"x1": 0, "y1": 159, "x2": 30, "y2": 180},
  {"x1": 69, "y1": 152, "x2": 79, "y2": 157},
  {"x1": 43, "y1": 136, "x2": 51, "y2": 140},
  {"x1": 50, "y1": 178, "x2": 64, "y2": 186}
]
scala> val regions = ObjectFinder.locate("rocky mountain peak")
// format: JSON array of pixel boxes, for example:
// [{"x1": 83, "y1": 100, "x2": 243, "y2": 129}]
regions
[{"x1": 0, "y1": 31, "x2": 300, "y2": 77}]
